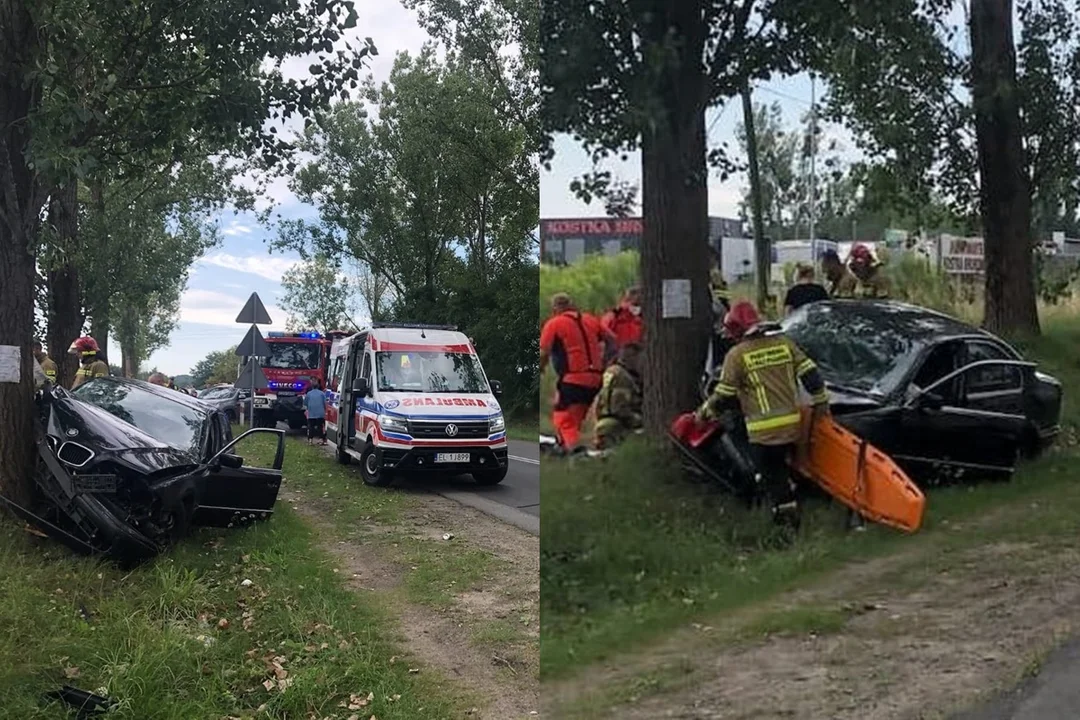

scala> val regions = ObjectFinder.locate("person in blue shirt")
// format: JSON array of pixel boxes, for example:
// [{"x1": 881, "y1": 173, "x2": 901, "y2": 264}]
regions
[{"x1": 304, "y1": 379, "x2": 327, "y2": 445}]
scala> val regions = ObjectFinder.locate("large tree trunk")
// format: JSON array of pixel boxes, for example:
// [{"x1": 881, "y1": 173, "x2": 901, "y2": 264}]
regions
[
  {"x1": 0, "y1": 0, "x2": 45, "y2": 505},
  {"x1": 639, "y1": 0, "x2": 711, "y2": 434},
  {"x1": 46, "y1": 183, "x2": 83, "y2": 388},
  {"x1": 970, "y1": 0, "x2": 1040, "y2": 335}
]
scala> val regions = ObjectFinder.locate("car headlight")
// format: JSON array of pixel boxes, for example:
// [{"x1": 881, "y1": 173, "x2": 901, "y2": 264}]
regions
[
  {"x1": 489, "y1": 414, "x2": 505, "y2": 433},
  {"x1": 378, "y1": 414, "x2": 409, "y2": 434}
]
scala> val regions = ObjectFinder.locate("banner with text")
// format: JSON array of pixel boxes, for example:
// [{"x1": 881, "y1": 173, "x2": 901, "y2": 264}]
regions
[{"x1": 940, "y1": 234, "x2": 984, "y2": 275}]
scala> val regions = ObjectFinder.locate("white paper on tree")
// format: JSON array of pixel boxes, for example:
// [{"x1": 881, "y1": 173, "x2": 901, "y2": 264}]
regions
[
  {"x1": 0, "y1": 345, "x2": 19, "y2": 383},
  {"x1": 661, "y1": 279, "x2": 692, "y2": 319}
]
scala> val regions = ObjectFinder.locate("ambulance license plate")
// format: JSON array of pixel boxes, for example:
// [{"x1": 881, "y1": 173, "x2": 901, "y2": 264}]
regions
[{"x1": 434, "y1": 453, "x2": 470, "y2": 464}]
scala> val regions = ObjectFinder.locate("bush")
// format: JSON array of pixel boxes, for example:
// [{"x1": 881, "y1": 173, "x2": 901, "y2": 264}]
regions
[
  {"x1": 539, "y1": 251, "x2": 639, "y2": 318},
  {"x1": 881, "y1": 252, "x2": 959, "y2": 315}
]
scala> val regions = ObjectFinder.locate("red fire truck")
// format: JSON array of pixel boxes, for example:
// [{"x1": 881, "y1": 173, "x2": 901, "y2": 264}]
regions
[{"x1": 245, "y1": 330, "x2": 350, "y2": 429}]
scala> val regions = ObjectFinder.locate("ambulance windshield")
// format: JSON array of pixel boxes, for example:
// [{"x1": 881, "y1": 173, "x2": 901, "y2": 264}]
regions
[{"x1": 375, "y1": 351, "x2": 489, "y2": 394}]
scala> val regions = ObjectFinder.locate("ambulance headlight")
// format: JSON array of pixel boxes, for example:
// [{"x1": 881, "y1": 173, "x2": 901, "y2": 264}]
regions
[
  {"x1": 489, "y1": 414, "x2": 505, "y2": 433},
  {"x1": 378, "y1": 414, "x2": 409, "y2": 434}
]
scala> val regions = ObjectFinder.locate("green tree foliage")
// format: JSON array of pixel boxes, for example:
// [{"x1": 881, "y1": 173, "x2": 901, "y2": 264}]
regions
[
  {"x1": 190, "y1": 347, "x2": 240, "y2": 388},
  {"x1": 278, "y1": 47, "x2": 538, "y2": 416},
  {"x1": 281, "y1": 255, "x2": 357, "y2": 333}
]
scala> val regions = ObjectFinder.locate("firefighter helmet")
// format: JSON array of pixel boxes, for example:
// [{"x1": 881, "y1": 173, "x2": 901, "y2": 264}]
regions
[
  {"x1": 723, "y1": 301, "x2": 761, "y2": 341},
  {"x1": 68, "y1": 336, "x2": 100, "y2": 356},
  {"x1": 849, "y1": 243, "x2": 874, "y2": 264}
]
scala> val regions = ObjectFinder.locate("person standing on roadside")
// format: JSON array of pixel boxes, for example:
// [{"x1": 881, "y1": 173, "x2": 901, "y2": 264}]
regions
[
  {"x1": 820, "y1": 250, "x2": 858, "y2": 298},
  {"x1": 601, "y1": 286, "x2": 643, "y2": 352},
  {"x1": 33, "y1": 340, "x2": 58, "y2": 385},
  {"x1": 304, "y1": 379, "x2": 327, "y2": 445},
  {"x1": 783, "y1": 264, "x2": 829, "y2": 316},
  {"x1": 540, "y1": 293, "x2": 615, "y2": 455}
]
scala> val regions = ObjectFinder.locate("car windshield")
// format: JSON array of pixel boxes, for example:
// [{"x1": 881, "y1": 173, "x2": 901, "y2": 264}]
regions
[
  {"x1": 376, "y1": 351, "x2": 489, "y2": 393},
  {"x1": 200, "y1": 388, "x2": 234, "y2": 399},
  {"x1": 73, "y1": 380, "x2": 206, "y2": 455},
  {"x1": 265, "y1": 342, "x2": 321, "y2": 370},
  {"x1": 780, "y1": 303, "x2": 940, "y2": 396}
]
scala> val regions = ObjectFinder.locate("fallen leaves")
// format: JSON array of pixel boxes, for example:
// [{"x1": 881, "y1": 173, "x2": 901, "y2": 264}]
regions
[
  {"x1": 63, "y1": 665, "x2": 80, "y2": 679},
  {"x1": 340, "y1": 691, "x2": 375, "y2": 710}
]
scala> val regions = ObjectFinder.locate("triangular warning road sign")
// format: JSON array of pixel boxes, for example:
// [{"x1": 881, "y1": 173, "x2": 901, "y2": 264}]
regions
[
  {"x1": 234, "y1": 358, "x2": 269, "y2": 390},
  {"x1": 235, "y1": 325, "x2": 271, "y2": 358},
  {"x1": 235, "y1": 292, "x2": 272, "y2": 325}
]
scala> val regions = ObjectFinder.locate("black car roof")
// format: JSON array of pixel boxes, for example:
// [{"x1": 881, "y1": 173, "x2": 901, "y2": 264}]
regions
[
  {"x1": 80, "y1": 376, "x2": 215, "y2": 413},
  {"x1": 798, "y1": 299, "x2": 995, "y2": 343}
]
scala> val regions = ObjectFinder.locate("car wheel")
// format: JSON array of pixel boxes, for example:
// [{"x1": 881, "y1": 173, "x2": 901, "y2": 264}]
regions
[
  {"x1": 287, "y1": 416, "x2": 305, "y2": 431},
  {"x1": 360, "y1": 445, "x2": 394, "y2": 487},
  {"x1": 473, "y1": 466, "x2": 508, "y2": 486}
]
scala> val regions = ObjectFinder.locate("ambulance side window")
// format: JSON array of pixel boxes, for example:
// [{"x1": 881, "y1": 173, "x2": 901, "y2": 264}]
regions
[
  {"x1": 328, "y1": 357, "x2": 343, "y2": 392},
  {"x1": 361, "y1": 352, "x2": 372, "y2": 381}
]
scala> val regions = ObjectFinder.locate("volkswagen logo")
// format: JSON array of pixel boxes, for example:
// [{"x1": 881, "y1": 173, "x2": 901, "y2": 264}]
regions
[{"x1": 445, "y1": 423, "x2": 459, "y2": 437}]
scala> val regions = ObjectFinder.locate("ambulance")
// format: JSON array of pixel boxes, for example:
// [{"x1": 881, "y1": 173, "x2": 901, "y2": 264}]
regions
[{"x1": 325, "y1": 323, "x2": 508, "y2": 487}]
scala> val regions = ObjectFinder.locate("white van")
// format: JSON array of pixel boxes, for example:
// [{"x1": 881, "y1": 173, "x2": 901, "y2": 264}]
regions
[{"x1": 324, "y1": 323, "x2": 509, "y2": 487}]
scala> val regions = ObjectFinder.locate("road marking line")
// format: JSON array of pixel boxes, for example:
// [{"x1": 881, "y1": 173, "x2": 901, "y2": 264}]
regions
[{"x1": 509, "y1": 454, "x2": 539, "y2": 465}]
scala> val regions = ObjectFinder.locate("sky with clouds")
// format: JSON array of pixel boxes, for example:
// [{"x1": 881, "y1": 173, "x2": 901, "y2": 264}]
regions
[{"x1": 139, "y1": 2, "x2": 432, "y2": 377}]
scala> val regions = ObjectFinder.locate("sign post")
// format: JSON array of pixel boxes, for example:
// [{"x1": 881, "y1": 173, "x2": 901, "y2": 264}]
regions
[{"x1": 234, "y1": 293, "x2": 273, "y2": 429}]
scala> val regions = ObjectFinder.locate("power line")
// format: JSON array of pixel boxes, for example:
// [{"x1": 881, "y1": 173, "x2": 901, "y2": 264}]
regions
[{"x1": 755, "y1": 84, "x2": 813, "y2": 107}]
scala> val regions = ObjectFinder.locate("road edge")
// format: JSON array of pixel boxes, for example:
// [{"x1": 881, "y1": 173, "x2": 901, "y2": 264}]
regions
[{"x1": 436, "y1": 488, "x2": 540, "y2": 536}]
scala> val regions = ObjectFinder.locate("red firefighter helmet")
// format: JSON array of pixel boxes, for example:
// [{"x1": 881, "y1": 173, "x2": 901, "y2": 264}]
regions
[
  {"x1": 722, "y1": 301, "x2": 761, "y2": 341},
  {"x1": 849, "y1": 243, "x2": 874, "y2": 265},
  {"x1": 68, "y1": 336, "x2": 100, "y2": 356}
]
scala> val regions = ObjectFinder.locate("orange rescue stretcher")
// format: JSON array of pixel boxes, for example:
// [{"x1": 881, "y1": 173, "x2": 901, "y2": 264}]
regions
[{"x1": 669, "y1": 409, "x2": 926, "y2": 533}]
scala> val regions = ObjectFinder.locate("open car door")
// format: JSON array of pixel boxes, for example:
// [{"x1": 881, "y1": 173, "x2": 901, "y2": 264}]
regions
[
  {"x1": 192, "y1": 427, "x2": 286, "y2": 527},
  {"x1": 896, "y1": 358, "x2": 1034, "y2": 480}
]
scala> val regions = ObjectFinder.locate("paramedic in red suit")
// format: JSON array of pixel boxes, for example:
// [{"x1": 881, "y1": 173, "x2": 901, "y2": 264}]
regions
[
  {"x1": 601, "y1": 286, "x2": 644, "y2": 351},
  {"x1": 540, "y1": 293, "x2": 616, "y2": 452}
]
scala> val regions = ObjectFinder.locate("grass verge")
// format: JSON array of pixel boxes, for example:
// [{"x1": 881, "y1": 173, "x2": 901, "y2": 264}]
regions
[
  {"x1": 0, "y1": 506, "x2": 468, "y2": 719},
  {"x1": 540, "y1": 314, "x2": 1080, "y2": 678}
]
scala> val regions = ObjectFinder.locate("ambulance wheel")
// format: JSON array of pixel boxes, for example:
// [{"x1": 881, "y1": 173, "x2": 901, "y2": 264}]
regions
[
  {"x1": 472, "y1": 466, "x2": 508, "y2": 486},
  {"x1": 360, "y1": 446, "x2": 394, "y2": 487}
]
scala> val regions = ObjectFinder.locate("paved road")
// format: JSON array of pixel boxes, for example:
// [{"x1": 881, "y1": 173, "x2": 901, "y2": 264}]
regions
[{"x1": 953, "y1": 638, "x2": 1080, "y2": 720}]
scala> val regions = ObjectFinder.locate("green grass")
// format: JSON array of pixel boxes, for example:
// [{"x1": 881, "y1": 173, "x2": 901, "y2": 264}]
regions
[
  {"x1": 0, "y1": 508, "x2": 469, "y2": 719},
  {"x1": 232, "y1": 429, "x2": 499, "y2": 610},
  {"x1": 506, "y1": 421, "x2": 539, "y2": 442},
  {"x1": 540, "y1": 314, "x2": 1080, "y2": 678}
]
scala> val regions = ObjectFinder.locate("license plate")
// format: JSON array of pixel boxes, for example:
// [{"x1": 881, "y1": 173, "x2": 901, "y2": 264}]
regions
[
  {"x1": 277, "y1": 391, "x2": 296, "y2": 397},
  {"x1": 434, "y1": 452, "x2": 470, "y2": 464},
  {"x1": 254, "y1": 397, "x2": 272, "y2": 407},
  {"x1": 73, "y1": 474, "x2": 117, "y2": 493}
]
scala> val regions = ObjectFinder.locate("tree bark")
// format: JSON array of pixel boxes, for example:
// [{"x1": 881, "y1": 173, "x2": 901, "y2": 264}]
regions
[
  {"x1": 639, "y1": 0, "x2": 711, "y2": 434},
  {"x1": 0, "y1": 0, "x2": 46, "y2": 505},
  {"x1": 969, "y1": 0, "x2": 1040, "y2": 335},
  {"x1": 46, "y1": 182, "x2": 83, "y2": 388}
]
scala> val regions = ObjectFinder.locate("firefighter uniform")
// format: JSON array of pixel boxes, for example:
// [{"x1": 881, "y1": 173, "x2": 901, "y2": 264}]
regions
[
  {"x1": 39, "y1": 356, "x2": 58, "y2": 384},
  {"x1": 540, "y1": 307, "x2": 611, "y2": 450},
  {"x1": 699, "y1": 327, "x2": 829, "y2": 525},
  {"x1": 73, "y1": 359, "x2": 109, "y2": 388},
  {"x1": 828, "y1": 268, "x2": 859, "y2": 298},
  {"x1": 856, "y1": 267, "x2": 891, "y2": 298},
  {"x1": 710, "y1": 268, "x2": 732, "y2": 314},
  {"x1": 594, "y1": 361, "x2": 642, "y2": 449}
]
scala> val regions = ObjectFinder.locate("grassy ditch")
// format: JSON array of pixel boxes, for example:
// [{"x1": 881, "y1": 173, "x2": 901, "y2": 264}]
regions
[{"x1": 540, "y1": 315, "x2": 1080, "y2": 678}]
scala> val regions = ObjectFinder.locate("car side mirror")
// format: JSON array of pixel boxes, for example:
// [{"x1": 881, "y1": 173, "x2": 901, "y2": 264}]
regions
[
  {"x1": 489, "y1": 380, "x2": 502, "y2": 398},
  {"x1": 215, "y1": 453, "x2": 244, "y2": 470},
  {"x1": 352, "y1": 377, "x2": 370, "y2": 396}
]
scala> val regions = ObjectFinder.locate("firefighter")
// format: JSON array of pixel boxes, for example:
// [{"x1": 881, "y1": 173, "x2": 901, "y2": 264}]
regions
[
  {"x1": 33, "y1": 340, "x2": 57, "y2": 385},
  {"x1": 820, "y1": 249, "x2": 858, "y2": 298},
  {"x1": 148, "y1": 372, "x2": 169, "y2": 387},
  {"x1": 848, "y1": 243, "x2": 891, "y2": 298},
  {"x1": 601, "y1": 286, "x2": 643, "y2": 352},
  {"x1": 696, "y1": 301, "x2": 830, "y2": 530},
  {"x1": 540, "y1": 293, "x2": 615, "y2": 454},
  {"x1": 68, "y1": 336, "x2": 109, "y2": 389},
  {"x1": 594, "y1": 342, "x2": 643, "y2": 450},
  {"x1": 709, "y1": 263, "x2": 732, "y2": 317}
]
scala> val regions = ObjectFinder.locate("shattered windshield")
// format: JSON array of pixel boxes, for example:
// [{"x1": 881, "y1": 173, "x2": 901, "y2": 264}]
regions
[
  {"x1": 781, "y1": 303, "x2": 933, "y2": 396},
  {"x1": 376, "y1": 351, "x2": 489, "y2": 393},
  {"x1": 199, "y1": 387, "x2": 234, "y2": 400},
  {"x1": 72, "y1": 379, "x2": 206, "y2": 455},
  {"x1": 265, "y1": 342, "x2": 321, "y2": 370}
]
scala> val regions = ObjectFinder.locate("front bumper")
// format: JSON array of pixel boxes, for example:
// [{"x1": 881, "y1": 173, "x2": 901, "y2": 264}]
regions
[
  {"x1": 273, "y1": 394, "x2": 305, "y2": 417},
  {"x1": 375, "y1": 445, "x2": 509, "y2": 473}
]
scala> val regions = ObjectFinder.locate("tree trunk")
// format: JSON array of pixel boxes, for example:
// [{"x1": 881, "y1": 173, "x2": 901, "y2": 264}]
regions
[
  {"x1": 0, "y1": 0, "x2": 45, "y2": 505},
  {"x1": 46, "y1": 183, "x2": 83, "y2": 388},
  {"x1": 970, "y1": 0, "x2": 1040, "y2": 335},
  {"x1": 639, "y1": 0, "x2": 711, "y2": 435},
  {"x1": 89, "y1": 299, "x2": 110, "y2": 359}
]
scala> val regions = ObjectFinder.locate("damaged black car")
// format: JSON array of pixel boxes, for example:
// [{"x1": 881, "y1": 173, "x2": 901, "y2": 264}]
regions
[
  {"x1": 780, "y1": 300, "x2": 1062, "y2": 483},
  {"x1": 1, "y1": 376, "x2": 285, "y2": 566}
]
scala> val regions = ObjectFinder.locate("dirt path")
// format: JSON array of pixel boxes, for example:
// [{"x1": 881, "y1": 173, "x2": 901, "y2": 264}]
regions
[
  {"x1": 546, "y1": 523, "x2": 1080, "y2": 719},
  {"x1": 286, "y1": 485, "x2": 539, "y2": 719}
]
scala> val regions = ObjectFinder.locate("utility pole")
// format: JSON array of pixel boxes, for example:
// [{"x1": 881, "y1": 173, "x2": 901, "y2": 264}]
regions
[
  {"x1": 808, "y1": 74, "x2": 818, "y2": 244},
  {"x1": 742, "y1": 82, "x2": 769, "y2": 310}
]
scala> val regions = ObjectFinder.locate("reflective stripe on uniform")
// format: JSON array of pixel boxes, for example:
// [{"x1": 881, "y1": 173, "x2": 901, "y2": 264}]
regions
[
  {"x1": 796, "y1": 358, "x2": 816, "y2": 376},
  {"x1": 748, "y1": 370, "x2": 769, "y2": 414},
  {"x1": 745, "y1": 412, "x2": 802, "y2": 433},
  {"x1": 714, "y1": 382, "x2": 737, "y2": 397},
  {"x1": 811, "y1": 391, "x2": 829, "y2": 404}
]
